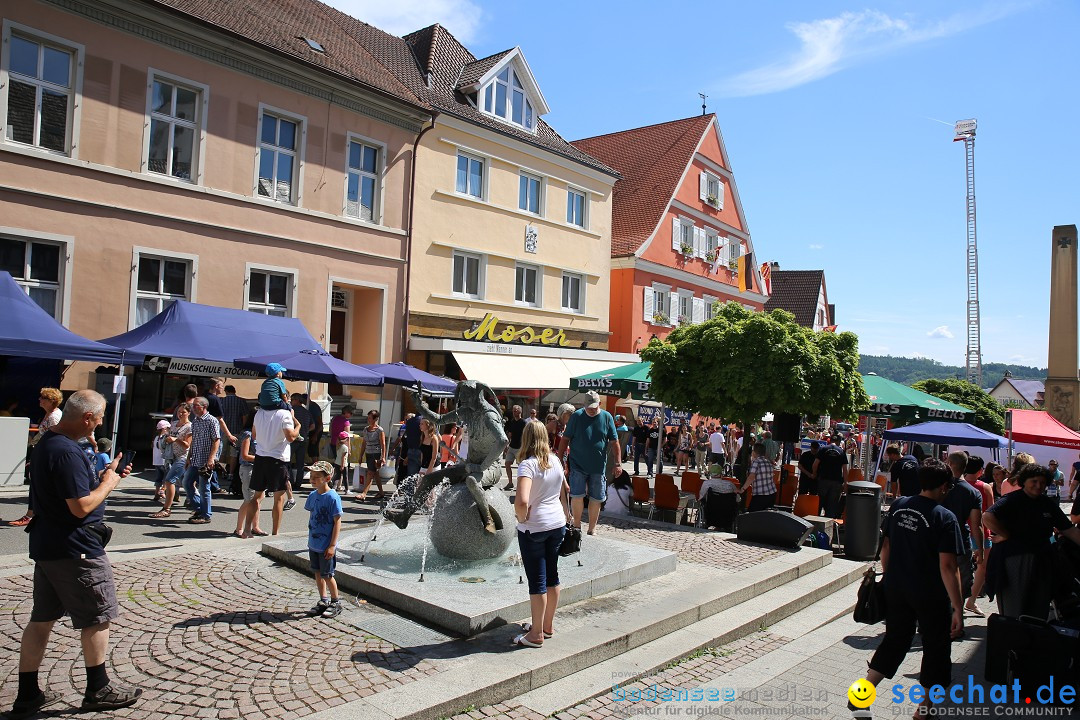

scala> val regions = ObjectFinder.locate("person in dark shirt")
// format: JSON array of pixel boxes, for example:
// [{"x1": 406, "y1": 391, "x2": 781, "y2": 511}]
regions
[
  {"x1": 403, "y1": 412, "x2": 423, "y2": 475},
  {"x1": 859, "y1": 460, "x2": 963, "y2": 719},
  {"x1": 798, "y1": 441, "x2": 819, "y2": 494},
  {"x1": 502, "y1": 405, "x2": 527, "y2": 491},
  {"x1": 886, "y1": 445, "x2": 920, "y2": 498},
  {"x1": 812, "y1": 440, "x2": 847, "y2": 518},
  {"x1": 11, "y1": 390, "x2": 142, "y2": 717},
  {"x1": 983, "y1": 463, "x2": 1080, "y2": 619},
  {"x1": 632, "y1": 421, "x2": 652, "y2": 477},
  {"x1": 942, "y1": 451, "x2": 983, "y2": 600}
]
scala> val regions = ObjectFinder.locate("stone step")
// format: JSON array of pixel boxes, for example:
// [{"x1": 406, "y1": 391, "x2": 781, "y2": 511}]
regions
[
  {"x1": 298, "y1": 546, "x2": 858, "y2": 720},
  {"x1": 509, "y1": 556, "x2": 864, "y2": 716}
]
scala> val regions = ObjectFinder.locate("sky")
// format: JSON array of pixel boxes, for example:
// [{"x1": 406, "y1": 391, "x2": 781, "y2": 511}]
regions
[{"x1": 326, "y1": 0, "x2": 1079, "y2": 370}]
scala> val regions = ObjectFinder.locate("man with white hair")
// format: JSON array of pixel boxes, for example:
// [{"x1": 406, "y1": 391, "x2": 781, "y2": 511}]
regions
[
  {"x1": 558, "y1": 391, "x2": 620, "y2": 536},
  {"x1": 11, "y1": 390, "x2": 141, "y2": 716}
]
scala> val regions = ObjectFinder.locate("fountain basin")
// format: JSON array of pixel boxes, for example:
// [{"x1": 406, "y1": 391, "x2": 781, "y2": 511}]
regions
[{"x1": 262, "y1": 523, "x2": 678, "y2": 636}]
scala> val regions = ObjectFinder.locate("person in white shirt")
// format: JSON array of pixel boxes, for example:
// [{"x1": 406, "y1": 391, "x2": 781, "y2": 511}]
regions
[
  {"x1": 708, "y1": 428, "x2": 726, "y2": 466},
  {"x1": 237, "y1": 406, "x2": 298, "y2": 536}
]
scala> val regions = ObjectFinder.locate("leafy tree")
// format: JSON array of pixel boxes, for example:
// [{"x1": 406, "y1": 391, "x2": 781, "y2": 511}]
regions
[
  {"x1": 910, "y1": 378, "x2": 1005, "y2": 435},
  {"x1": 640, "y1": 302, "x2": 869, "y2": 432}
]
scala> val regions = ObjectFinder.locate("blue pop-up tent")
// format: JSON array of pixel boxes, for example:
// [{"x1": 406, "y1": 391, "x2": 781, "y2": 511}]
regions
[
  {"x1": 0, "y1": 271, "x2": 130, "y2": 364},
  {"x1": 99, "y1": 300, "x2": 323, "y2": 363},
  {"x1": 882, "y1": 421, "x2": 1007, "y2": 449}
]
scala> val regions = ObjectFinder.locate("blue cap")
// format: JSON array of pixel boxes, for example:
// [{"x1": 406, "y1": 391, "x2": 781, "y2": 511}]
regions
[{"x1": 265, "y1": 362, "x2": 286, "y2": 376}]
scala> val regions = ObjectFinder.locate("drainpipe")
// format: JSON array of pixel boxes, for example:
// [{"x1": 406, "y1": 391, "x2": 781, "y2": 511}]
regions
[{"x1": 402, "y1": 117, "x2": 436, "y2": 362}]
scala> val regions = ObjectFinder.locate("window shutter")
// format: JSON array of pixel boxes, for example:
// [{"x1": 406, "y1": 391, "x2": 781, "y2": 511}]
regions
[
  {"x1": 717, "y1": 181, "x2": 725, "y2": 211},
  {"x1": 699, "y1": 172, "x2": 708, "y2": 201},
  {"x1": 671, "y1": 217, "x2": 681, "y2": 251},
  {"x1": 643, "y1": 286, "x2": 654, "y2": 322},
  {"x1": 693, "y1": 227, "x2": 703, "y2": 258},
  {"x1": 692, "y1": 297, "x2": 704, "y2": 324}
]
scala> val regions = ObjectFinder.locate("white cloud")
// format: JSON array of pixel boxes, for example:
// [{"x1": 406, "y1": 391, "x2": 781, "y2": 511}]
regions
[
  {"x1": 323, "y1": 0, "x2": 483, "y2": 42},
  {"x1": 808, "y1": 243, "x2": 824, "y2": 250},
  {"x1": 927, "y1": 325, "x2": 954, "y2": 339},
  {"x1": 719, "y1": 5, "x2": 1025, "y2": 97}
]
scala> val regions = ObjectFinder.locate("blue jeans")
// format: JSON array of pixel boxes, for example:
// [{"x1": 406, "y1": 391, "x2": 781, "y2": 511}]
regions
[
  {"x1": 568, "y1": 468, "x2": 606, "y2": 501},
  {"x1": 162, "y1": 458, "x2": 185, "y2": 485},
  {"x1": 406, "y1": 447, "x2": 422, "y2": 476},
  {"x1": 182, "y1": 465, "x2": 213, "y2": 518},
  {"x1": 517, "y1": 526, "x2": 565, "y2": 595},
  {"x1": 633, "y1": 445, "x2": 655, "y2": 476}
]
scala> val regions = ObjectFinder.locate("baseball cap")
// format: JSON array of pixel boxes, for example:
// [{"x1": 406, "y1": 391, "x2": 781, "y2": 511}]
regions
[
  {"x1": 305, "y1": 460, "x2": 335, "y2": 478},
  {"x1": 338, "y1": 430, "x2": 351, "y2": 441},
  {"x1": 156, "y1": 419, "x2": 171, "y2": 430},
  {"x1": 585, "y1": 390, "x2": 601, "y2": 409},
  {"x1": 265, "y1": 362, "x2": 287, "y2": 376}
]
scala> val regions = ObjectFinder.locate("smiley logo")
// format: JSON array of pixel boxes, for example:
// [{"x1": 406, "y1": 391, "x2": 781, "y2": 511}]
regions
[{"x1": 847, "y1": 678, "x2": 876, "y2": 709}]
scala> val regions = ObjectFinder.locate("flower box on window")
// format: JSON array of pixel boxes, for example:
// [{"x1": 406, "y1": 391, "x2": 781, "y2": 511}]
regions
[
  {"x1": 677, "y1": 315, "x2": 691, "y2": 326},
  {"x1": 706, "y1": 194, "x2": 718, "y2": 207},
  {"x1": 680, "y1": 242, "x2": 694, "y2": 257},
  {"x1": 705, "y1": 249, "x2": 717, "y2": 264},
  {"x1": 727, "y1": 259, "x2": 739, "y2": 271},
  {"x1": 652, "y1": 311, "x2": 670, "y2": 326}
]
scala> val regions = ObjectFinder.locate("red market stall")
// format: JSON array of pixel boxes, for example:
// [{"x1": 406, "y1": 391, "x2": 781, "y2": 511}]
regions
[{"x1": 1007, "y1": 409, "x2": 1080, "y2": 467}]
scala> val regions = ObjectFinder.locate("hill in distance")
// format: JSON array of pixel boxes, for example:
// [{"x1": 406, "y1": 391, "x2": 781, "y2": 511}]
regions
[{"x1": 858, "y1": 355, "x2": 1046, "y2": 387}]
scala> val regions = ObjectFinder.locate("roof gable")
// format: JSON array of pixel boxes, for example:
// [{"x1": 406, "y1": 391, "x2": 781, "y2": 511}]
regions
[
  {"x1": 457, "y1": 47, "x2": 551, "y2": 117},
  {"x1": 571, "y1": 115, "x2": 713, "y2": 256},
  {"x1": 763, "y1": 270, "x2": 826, "y2": 327}
]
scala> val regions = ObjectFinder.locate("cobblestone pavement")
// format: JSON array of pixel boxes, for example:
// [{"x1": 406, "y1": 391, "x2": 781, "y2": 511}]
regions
[
  {"x1": 597, "y1": 518, "x2": 782, "y2": 572},
  {"x1": 0, "y1": 548, "x2": 437, "y2": 719},
  {"x1": 446, "y1": 632, "x2": 788, "y2": 720}
]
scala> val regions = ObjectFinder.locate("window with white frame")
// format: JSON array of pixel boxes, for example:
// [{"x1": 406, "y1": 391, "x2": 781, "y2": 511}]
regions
[
  {"x1": 247, "y1": 269, "x2": 293, "y2": 317},
  {"x1": 518, "y1": 172, "x2": 541, "y2": 214},
  {"x1": 643, "y1": 283, "x2": 671, "y2": 325},
  {"x1": 680, "y1": 221, "x2": 694, "y2": 251},
  {"x1": 699, "y1": 170, "x2": 723, "y2": 209},
  {"x1": 480, "y1": 65, "x2": 535, "y2": 132},
  {"x1": 257, "y1": 111, "x2": 301, "y2": 203},
  {"x1": 0, "y1": 236, "x2": 62, "y2": 318},
  {"x1": 346, "y1": 138, "x2": 380, "y2": 221},
  {"x1": 452, "y1": 251, "x2": 483, "y2": 299},
  {"x1": 135, "y1": 254, "x2": 190, "y2": 327},
  {"x1": 704, "y1": 228, "x2": 720, "y2": 260},
  {"x1": 146, "y1": 75, "x2": 202, "y2": 181},
  {"x1": 561, "y1": 272, "x2": 584, "y2": 314},
  {"x1": 514, "y1": 263, "x2": 540, "y2": 307},
  {"x1": 4, "y1": 28, "x2": 79, "y2": 153},
  {"x1": 566, "y1": 188, "x2": 586, "y2": 227},
  {"x1": 455, "y1": 152, "x2": 484, "y2": 198},
  {"x1": 703, "y1": 295, "x2": 718, "y2": 321},
  {"x1": 728, "y1": 237, "x2": 742, "y2": 263},
  {"x1": 676, "y1": 290, "x2": 693, "y2": 325}
]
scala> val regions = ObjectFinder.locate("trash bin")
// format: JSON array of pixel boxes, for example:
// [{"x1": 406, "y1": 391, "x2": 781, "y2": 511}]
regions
[{"x1": 844, "y1": 480, "x2": 882, "y2": 560}]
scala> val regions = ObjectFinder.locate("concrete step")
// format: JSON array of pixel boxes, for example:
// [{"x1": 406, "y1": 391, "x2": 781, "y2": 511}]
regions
[
  {"x1": 299, "y1": 546, "x2": 861, "y2": 720},
  {"x1": 510, "y1": 556, "x2": 865, "y2": 716}
]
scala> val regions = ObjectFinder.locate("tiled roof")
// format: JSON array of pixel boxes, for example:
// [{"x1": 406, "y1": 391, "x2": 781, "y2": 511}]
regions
[
  {"x1": 149, "y1": 0, "x2": 429, "y2": 109},
  {"x1": 571, "y1": 115, "x2": 714, "y2": 256},
  {"x1": 401, "y1": 25, "x2": 617, "y2": 176},
  {"x1": 763, "y1": 270, "x2": 826, "y2": 327},
  {"x1": 1006, "y1": 378, "x2": 1045, "y2": 407},
  {"x1": 457, "y1": 49, "x2": 515, "y2": 89}
]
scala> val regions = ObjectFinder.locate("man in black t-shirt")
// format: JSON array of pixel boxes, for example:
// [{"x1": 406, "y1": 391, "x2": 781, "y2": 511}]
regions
[
  {"x1": 812, "y1": 440, "x2": 848, "y2": 518},
  {"x1": 632, "y1": 422, "x2": 651, "y2": 476},
  {"x1": 942, "y1": 451, "x2": 983, "y2": 598},
  {"x1": 798, "y1": 441, "x2": 819, "y2": 494},
  {"x1": 860, "y1": 460, "x2": 963, "y2": 717},
  {"x1": 502, "y1": 405, "x2": 527, "y2": 490},
  {"x1": 12, "y1": 391, "x2": 142, "y2": 717},
  {"x1": 886, "y1": 445, "x2": 920, "y2": 497}
]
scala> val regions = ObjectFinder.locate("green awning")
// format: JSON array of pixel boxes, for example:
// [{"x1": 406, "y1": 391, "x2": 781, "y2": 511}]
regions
[
  {"x1": 860, "y1": 373, "x2": 974, "y2": 425},
  {"x1": 569, "y1": 361, "x2": 652, "y2": 399}
]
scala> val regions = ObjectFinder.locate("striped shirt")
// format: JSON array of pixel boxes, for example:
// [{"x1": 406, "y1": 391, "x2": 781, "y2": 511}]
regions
[
  {"x1": 747, "y1": 456, "x2": 776, "y2": 497},
  {"x1": 188, "y1": 413, "x2": 220, "y2": 467}
]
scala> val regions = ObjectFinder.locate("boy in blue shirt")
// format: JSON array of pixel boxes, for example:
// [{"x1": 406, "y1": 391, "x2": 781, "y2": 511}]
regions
[
  {"x1": 94, "y1": 437, "x2": 113, "y2": 475},
  {"x1": 304, "y1": 461, "x2": 343, "y2": 618},
  {"x1": 258, "y1": 362, "x2": 291, "y2": 411}
]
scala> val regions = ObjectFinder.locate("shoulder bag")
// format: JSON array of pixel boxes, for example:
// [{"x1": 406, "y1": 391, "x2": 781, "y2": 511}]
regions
[{"x1": 558, "y1": 495, "x2": 582, "y2": 556}]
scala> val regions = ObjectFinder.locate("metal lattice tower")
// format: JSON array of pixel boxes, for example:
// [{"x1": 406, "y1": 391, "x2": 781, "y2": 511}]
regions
[{"x1": 954, "y1": 119, "x2": 982, "y2": 387}]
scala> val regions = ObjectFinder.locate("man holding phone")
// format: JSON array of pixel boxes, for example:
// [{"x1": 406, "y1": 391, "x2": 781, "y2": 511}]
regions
[{"x1": 10, "y1": 390, "x2": 142, "y2": 717}]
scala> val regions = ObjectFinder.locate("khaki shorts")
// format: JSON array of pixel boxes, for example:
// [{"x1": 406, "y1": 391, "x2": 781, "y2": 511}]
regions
[{"x1": 31, "y1": 555, "x2": 119, "y2": 629}]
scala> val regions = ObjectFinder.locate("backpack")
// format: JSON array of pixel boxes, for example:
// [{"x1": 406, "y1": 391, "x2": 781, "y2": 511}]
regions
[{"x1": 815, "y1": 530, "x2": 832, "y2": 550}]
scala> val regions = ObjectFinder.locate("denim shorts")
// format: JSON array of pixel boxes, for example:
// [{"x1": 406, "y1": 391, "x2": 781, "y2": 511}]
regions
[
  {"x1": 309, "y1": 550, "x2": 336, "y2": 578},
  {"x1": 517, "y1": 526, "x2": 565, "y2": 595},
  {"x1": 568, "y1": 468, "x2": 606, "y2": 501}
]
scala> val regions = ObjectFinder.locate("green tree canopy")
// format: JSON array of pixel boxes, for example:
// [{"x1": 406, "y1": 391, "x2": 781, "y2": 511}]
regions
[
  {"x1": 910, "y1": 378, "x2": 1006, "y2": 435},
  {"x1": 640, "y1": 302, "x2": 868, "y2": 425}
]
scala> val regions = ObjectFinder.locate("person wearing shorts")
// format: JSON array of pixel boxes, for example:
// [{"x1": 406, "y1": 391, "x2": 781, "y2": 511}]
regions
[
  {"x1": 304, "y1": 461, "x2": 343, "y2": 618},
  {"x1": 557, "y1": 391, "x2": 619, "y2": 538},
  {"x1": 13, "y1": 390, "x2": 141, "y2": 717},
  {"x1": 238, "y1": 406, "x2": 298, "y2": 537}
]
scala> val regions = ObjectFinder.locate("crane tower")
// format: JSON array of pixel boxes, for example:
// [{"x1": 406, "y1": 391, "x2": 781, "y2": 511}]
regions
[{"x1": 953, "y1": 119, "x2": 981, "y2": 387}]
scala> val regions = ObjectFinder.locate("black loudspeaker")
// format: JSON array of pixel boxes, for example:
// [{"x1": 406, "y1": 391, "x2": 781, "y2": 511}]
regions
[
  {"x1": 772, "y1": 412, "x2": 801, "y2": 443},
  {"x1": 735, "y1": 509, "x2": 813, "y2": 549}
]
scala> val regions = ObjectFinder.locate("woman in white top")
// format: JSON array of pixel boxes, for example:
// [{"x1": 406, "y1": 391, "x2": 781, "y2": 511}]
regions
[{"x1": 513, "y1": 420, "x2": 569, "y2": 648}]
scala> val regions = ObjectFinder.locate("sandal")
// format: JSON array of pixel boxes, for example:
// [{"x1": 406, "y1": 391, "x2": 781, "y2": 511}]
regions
[
  {"x1": 188, "y1": 516, "x2": 211, "y2": 525},
  {"x1": 250, "y1": 529, "x2": 269, "y2": 537},
  {"x1": 520, "y1": 622, "x2": 553, "y2": 638},
  {"x1": 8, "y1": 515, "x2": 32, "y2": 527},
  {"x1": 512, "y1": 633, "x2": 543, "y2": 648},
  {"x1": 149, "y1": 509, "x2": 172, "y2": 519},
  {"x1": 964, "y1": 603, "x2": 985, "y2": 617}
]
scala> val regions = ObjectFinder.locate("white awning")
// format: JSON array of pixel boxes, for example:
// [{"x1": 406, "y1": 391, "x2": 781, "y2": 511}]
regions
[{"x1": 452, "y1": 352, "x2": 631, "y2": 390}]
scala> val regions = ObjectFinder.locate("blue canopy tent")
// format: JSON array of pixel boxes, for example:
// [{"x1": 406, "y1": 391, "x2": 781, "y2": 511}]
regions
[
  {"x1": 234, "y1": 350, "x2": 382, "y2": 387},
  {"x1": 882, "y1": 421, "x2": 1007, "y2": 449},
  {"x1": 0, "y1": 271, "x2": 130, "y2": 364},
  {"x1": 357, "y1": 362, "x2": 456, "y2": 395}
]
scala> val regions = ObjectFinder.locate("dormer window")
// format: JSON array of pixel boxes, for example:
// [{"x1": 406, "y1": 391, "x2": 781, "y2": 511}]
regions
[{"x1": 481, "y1": 66, "x2": 535, "y2": 132}]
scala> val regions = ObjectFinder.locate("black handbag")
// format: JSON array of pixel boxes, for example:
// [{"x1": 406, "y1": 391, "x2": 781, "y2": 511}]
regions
[
  {"x1": 852, "y1": 535, "x2": 886, "y2": 624},
  {"x1": 558, "y1": 497, "x2": 581, "y2": 556}
]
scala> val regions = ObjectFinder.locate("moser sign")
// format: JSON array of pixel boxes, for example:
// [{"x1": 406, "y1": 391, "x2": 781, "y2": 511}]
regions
[
  {"x1": 463, "y1": 313, "x2": 570, "y2": 347},
  {"x1": 141, "y1": 356, "x2": 262, "y2": 379}
]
